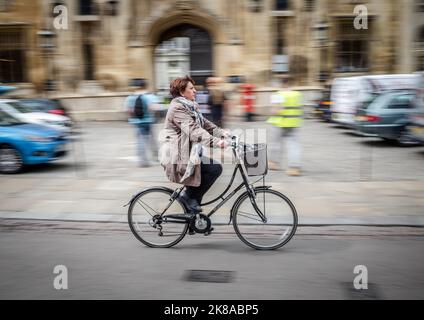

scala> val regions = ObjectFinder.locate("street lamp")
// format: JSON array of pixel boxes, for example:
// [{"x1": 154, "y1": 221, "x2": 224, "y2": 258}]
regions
[
  {"x1": 312, "y1": 21, "x2": 329, "y2": 83},
  {"x1": 37, "y1": 29, "x2": 57, "y2": 93}
]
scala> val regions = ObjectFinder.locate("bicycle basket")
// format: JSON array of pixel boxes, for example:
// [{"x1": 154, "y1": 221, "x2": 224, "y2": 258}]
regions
[{"x1": 243, "y1": 143, "x2": 268, "y2": 176}]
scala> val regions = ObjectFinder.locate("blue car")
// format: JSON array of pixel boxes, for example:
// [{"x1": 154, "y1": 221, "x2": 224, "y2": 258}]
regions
[{"x1": 0, "y1": 110, "x2": 69, "y2": 173}]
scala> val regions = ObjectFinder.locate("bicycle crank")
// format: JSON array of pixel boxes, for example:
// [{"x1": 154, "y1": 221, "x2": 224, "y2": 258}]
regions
[{"x1": 190, "y1": 213, "x2": 212, "y2": 234}]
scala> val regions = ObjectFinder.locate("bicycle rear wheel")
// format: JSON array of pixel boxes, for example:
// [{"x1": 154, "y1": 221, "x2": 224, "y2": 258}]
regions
[
  {"x1": 233, "y1": 189, "x2": 298, "y2": 250},
  {"x1": 128, "y1": 188, "x2": 189, "y2": 248}
]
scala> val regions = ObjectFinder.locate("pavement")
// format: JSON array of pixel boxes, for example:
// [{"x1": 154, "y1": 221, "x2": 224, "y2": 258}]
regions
[
  {"x1": 1, "y1": 119, "x2": 424, "y2": 227},
  {"x1": 1, "y1": 223, "x2": 423, "y2": 299}
]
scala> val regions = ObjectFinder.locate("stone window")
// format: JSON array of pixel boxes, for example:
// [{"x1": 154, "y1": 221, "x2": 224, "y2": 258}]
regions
[
  {"x1": 304, "y1": 0, "x2": 315, "y2": 11},
  {"x1": 247, "y1": 0, "x2": 264, "y2": 12},
  {"x1": 275, "y1": 0, "x2": 290, "y2": 11},
  {"x1": 82, "y1": 43, "x2": 95, "y2": 80},
  {"x1": 0, "y1": 0, "x2": 13, "y2": 12},
  {"x1": 335, "y1": 19, "x2": 371, "y2": 73},
  {"x1": 78, "y1": 0, "x2": 99, "y2": 15},
  {"x1": 416, "y1": 0, "x2": 424, "y2": 12},
  {"x1": 275, "y1": 18, "x2": 285, "y2": 55},
  {"x1": 0, "y1": 27, "x2": 27, "y2": 83}
]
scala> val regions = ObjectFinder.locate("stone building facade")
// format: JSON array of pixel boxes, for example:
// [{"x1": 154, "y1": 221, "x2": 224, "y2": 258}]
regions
[{"x1": 0, "y1": 0, "x2": 423, "y2": 94}]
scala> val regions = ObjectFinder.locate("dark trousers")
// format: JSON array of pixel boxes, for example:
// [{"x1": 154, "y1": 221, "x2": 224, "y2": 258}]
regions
[
  {"x1": 185, "y1": 157, "x2": 223, "y2": 204},
  {"x1": 211, "y1": 105, "x2": 223, "y2": 128}
]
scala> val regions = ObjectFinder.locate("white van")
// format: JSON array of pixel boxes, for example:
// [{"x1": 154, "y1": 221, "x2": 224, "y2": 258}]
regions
[{"x1": 330, "y1": 74, "x2": 420, "y2": 126}]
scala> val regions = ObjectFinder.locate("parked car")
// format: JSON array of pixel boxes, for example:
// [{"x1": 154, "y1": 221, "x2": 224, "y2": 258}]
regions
[
  {"x1": 0, "y1": 110, "x2": 69, "y2": 173},
  {"x1": 331, "y1": 74, "x2": 420, "y2": 127},
  {"x1": 0, "y1": 85, "x2": 16, "y2": 95},
  {"x1": 410, "y1": 73, "x2": 424, "y2": 144},
  {"x1": 18, "y1": 98, "x2": 71, "y2": 118},
  {"x1": 314, "y1": 89, "x2": 332, "y2": 121},
  {"x1": 0, "y1": 99, "x2": 72, "y2": 134},
  {"x1": 355, "y1": 90, "x2": 419, "y2": 146}
]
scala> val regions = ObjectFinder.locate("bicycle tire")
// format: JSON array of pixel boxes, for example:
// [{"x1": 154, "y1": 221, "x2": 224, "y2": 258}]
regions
[
  {"x1": 232, "y1": 189, "x2": 298, "y2": 250},
  {"x1": 128, "y1": 187, "x2": 189, "y2": 248}
]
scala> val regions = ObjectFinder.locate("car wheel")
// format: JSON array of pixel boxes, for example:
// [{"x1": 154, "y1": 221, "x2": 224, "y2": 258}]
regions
[
  {"x1": 397, "y1": 125, "x2": 419, "y2": 147},
  {"x1": 0, "y1": 145, "x2": 24, "y2": 174}
]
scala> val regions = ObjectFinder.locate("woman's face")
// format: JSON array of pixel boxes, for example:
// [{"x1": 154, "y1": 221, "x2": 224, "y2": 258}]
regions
[{"x1": 181, "y1": 82, "x2": 196, "y2": 101}]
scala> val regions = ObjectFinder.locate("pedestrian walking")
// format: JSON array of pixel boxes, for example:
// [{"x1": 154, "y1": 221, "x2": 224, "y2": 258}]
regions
[
  {"x1": 207, "y1": 77, "x2": 227, "y2": 128},
  {"x1": 267, "y1": 77, "x2": 304, "y2": 176},
  {"x1": 125, "y1": 78, "x2": 158, "y2": 167}
]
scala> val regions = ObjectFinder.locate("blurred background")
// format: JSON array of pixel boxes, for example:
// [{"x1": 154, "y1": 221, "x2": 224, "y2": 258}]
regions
[
  {"x1": 0, "y1": 0, "x2": 424, "y2": 219},
  {"x1": 0, "y1": 0, "x2": 422, "y2": 117},
  {"x1": 1, "y1": 0, "x2": 424, "y2": 300}
]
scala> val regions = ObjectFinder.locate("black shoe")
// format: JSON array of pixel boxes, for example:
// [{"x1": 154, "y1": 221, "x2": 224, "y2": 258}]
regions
[{"x1": 178, "y1": 192, "x2": 202, "y2": 213}]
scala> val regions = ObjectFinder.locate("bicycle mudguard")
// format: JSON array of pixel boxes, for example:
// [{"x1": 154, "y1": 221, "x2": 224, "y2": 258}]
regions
[
  {"x1": 123, "y1": 186, "x2": 176, "y2": 207},
  {"x1": 228, "y1": 185, "x2": 272, "y2": 224}
]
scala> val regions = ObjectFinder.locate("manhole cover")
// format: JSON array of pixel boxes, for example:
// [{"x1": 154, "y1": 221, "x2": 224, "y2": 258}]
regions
[
  {"x1": 184, "y1": 270, "x2": 235, "y2": 283},
  {"x1": 342, "y1": 282, "x2": 382, "y2": 300}
]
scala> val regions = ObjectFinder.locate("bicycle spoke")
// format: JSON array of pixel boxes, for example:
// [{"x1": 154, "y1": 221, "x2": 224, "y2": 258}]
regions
[
  {"x1": 136, "y1": 199, "x2": 158, "y2": 217},
  {"x1": 237, "y1": 210, "x2": 264, "y2": 222},
  {"x1": 280, "y1": 228, "x2": 289, "y2": 240}
]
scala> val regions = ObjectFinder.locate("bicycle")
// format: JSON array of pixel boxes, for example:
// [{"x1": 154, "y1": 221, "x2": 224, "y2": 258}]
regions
[{"x1": 127, "y1": 136, "x2": 298, "y2": 250}]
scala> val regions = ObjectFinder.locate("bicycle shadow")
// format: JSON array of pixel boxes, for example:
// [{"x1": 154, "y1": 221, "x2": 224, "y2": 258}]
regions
[{"x1": 174, "y1": 235, "x2": 353, "y2": 255}]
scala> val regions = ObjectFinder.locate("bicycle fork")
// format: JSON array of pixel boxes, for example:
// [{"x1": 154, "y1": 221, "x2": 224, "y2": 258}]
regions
[{"x1": 248, "y1": 192, "x2": 267, "y2": 223}]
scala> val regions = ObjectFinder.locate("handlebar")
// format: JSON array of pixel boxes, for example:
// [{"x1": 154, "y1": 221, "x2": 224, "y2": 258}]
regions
[{"x1": 231, "y1": 135, "x2": 239, "y2": 149}]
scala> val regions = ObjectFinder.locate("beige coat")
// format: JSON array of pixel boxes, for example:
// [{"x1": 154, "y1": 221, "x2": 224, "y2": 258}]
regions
[{"x1": 159, "y1": 98, "x2": 226, "y2": 187}]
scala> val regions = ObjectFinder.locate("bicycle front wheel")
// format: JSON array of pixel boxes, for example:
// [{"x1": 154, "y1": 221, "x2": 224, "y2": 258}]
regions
[
  {"x1": 128, "y1": 188, "x2": 189, "y2": 248},
  {"x1": 233, "y1": 189, "x2": 298, "y2": 250}
]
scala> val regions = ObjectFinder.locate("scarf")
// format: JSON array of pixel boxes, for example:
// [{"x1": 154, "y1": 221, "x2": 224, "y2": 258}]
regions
[
  {"x1": 175, "y1": 96, "x2": 205, "y2": 128},
  {"x1": 175, "y1": 96, "x2": 205, "y2": 183}
]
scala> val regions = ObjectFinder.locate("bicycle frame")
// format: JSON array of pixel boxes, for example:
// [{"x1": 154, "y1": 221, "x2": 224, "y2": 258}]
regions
[{"x1": 161, "y1": 146, "x2": 269, "y2": 224}]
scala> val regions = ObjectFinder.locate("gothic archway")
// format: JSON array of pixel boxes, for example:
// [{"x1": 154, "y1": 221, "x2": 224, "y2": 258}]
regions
[
  {"x1": 155, "y1": 24, "x2": 213, "y2": 88},
  {"x1": 144, "y1": 4, "x2": 226, "y2": 90}
]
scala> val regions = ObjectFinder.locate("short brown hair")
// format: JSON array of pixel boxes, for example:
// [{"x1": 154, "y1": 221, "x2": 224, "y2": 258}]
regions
[{"x1": 170, "y1": 75, "x2": 195, "y2": 98}]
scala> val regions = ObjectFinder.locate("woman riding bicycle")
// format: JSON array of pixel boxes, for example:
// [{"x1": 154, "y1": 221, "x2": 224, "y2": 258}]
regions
[
  {"x1": 159, "y1": 76, "x2": 230, "y2": 214},
  {"x1": 129, "y1": 76, "x2": 298, "y2": 249}
]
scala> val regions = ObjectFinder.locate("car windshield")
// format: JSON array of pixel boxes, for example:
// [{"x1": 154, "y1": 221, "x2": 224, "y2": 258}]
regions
[
  {"x1": 19, "y1": 100, "x2": 51, "y2": 112},
  {"x1": 0, "y1": 110, "x2": 25, "y2": 125},
  {"x1": 387, "y1": 93, "x2": 415, "y2": 109},
  {"x1": 5, "y1": 101, "x2": 34, "y2": 113},
  {"x1": 361, "y1": 93, "x2": 379, "y2": 110}
]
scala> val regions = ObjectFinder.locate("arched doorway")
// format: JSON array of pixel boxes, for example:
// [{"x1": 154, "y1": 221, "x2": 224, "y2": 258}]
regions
[{"x1": 154, "y1": 24, "x2": 213, "y2": 90}]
